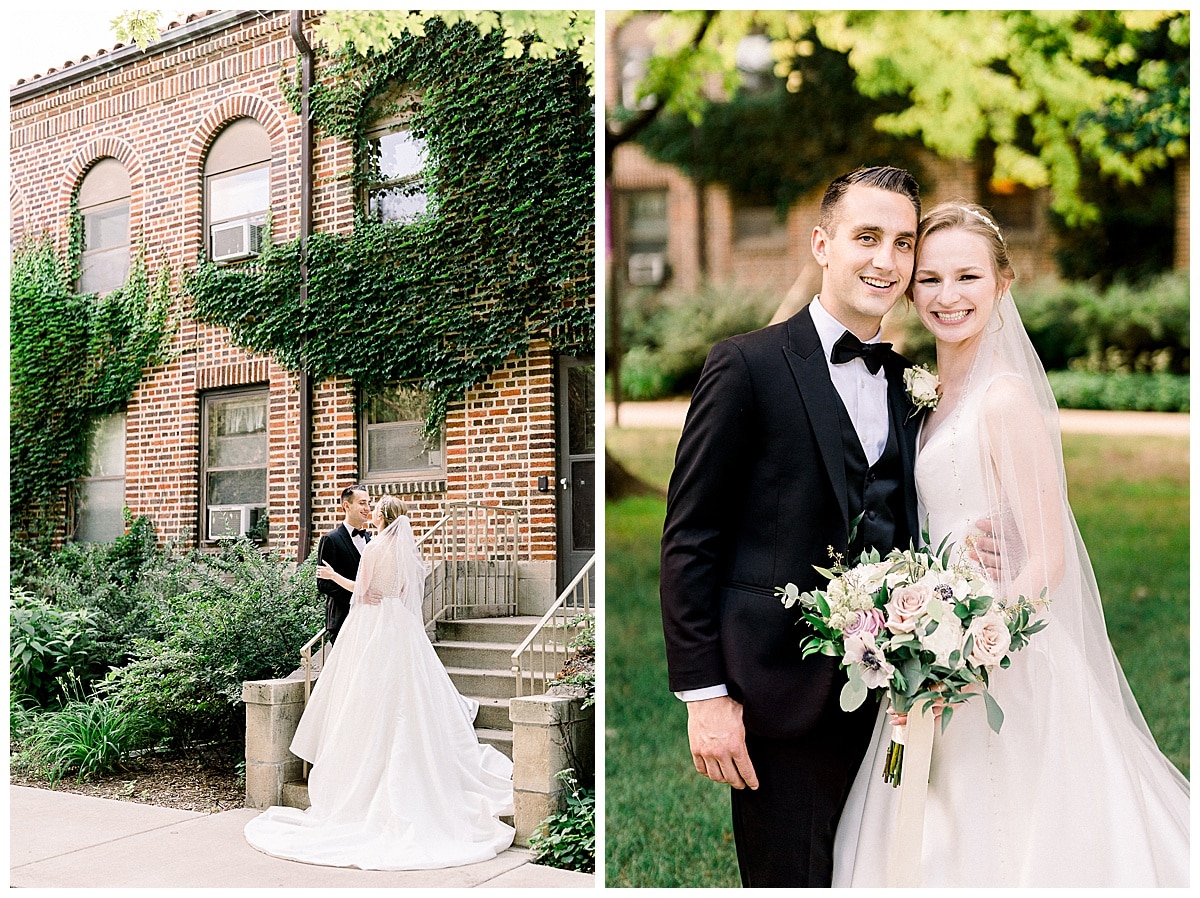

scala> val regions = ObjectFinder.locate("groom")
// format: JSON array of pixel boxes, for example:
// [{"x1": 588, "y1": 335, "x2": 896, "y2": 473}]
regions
[
  {"x1": 317, "y1": 485, "x2": 372, "y2": 643},
  {"x1": 660, "y1": 166, "x2": 923, "y2": 886}
]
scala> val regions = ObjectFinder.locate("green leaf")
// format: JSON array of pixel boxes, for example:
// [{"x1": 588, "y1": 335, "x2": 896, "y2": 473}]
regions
[
  {"x1": 983, "y1": 688, "x2": 1005, "y2": 733},
  {"x1": 840, "y1": 664, "x2": 869, "y2": 711}
]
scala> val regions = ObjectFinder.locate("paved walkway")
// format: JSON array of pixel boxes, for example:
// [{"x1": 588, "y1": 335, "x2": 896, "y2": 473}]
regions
[
  {"x1": 10, "y1": 786, "x2": 594, "y2": 889},
  {"x1": 607, "y1": 400, "x2": 1190, "y2": 437}
]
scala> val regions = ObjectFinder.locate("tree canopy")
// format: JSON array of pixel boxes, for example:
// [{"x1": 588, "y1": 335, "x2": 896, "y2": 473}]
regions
[{"x1": 610, "y1": 10, "x2": 1189, "y2": 225}]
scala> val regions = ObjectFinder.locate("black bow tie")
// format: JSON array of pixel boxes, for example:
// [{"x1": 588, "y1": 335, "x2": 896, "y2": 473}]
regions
[
  {"x1": 831, "y1": 330, "x2": 891, "y2": 374},
  {"x1": 352, "y1": 528, "x2": 370, "y2": 540}
]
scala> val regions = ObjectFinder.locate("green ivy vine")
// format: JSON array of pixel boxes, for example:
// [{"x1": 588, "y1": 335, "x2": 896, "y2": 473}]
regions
[
  {"x1": 187, "y1": 17, "x2": 595, "y2": 433},
  {"x1": 11, "y1": 233, "x2": 175, "y2": 549}
]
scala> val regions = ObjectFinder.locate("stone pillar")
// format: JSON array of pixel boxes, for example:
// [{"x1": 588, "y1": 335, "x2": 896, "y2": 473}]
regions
[
  {"x1": 509, "y1": 691, "x2": 595, "y2": 847},
  {"x1": 242, "y1": 673, "x2": 308, "y2": 809}
]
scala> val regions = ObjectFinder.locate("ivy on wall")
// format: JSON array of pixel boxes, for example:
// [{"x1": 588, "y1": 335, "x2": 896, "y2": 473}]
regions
[
  {"x1": 187, "y1": 18, "x2": 595, "y2": 433},
  {"x1": 11, "y1": 235, "x2": 174, "y2": 549}
]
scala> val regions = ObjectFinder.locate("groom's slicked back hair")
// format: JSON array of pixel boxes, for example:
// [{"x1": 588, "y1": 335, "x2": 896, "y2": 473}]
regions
[
  {"x1": 819, "y1": 166, "x2": 921, "y2": 235},
  {"x1": 341, "y1": 484, "x2": 367, "y2": 506}
]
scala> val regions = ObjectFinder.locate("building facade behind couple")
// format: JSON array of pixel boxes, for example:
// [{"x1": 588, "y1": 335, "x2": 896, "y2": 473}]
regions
[{"x1": 10, "y1": 11, "x2": 596, "y2": 604}]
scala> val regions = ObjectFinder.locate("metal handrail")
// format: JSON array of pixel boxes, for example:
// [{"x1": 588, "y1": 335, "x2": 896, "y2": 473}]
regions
[{"x1": 511, "y1": 554, "x2": 595, "y2": 697}]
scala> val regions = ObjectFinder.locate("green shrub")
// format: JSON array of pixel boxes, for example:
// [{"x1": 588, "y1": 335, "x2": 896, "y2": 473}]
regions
[
  {"x1": 13, "y1": 514, "x2": 176, "y2": 680},
  {"x1": 551, "y1": 613, "x2": 596, "y2": 708},
  {"x1": 22, "y1": 693, "x2": 161, "y2": 785},
  {"x1": 528, "y1": 768, "x2": 596, "y2": 873},
  {"x1": 100, "y1": 538, "x2": 322, "y2": 742},
  {"x1": 10, "y1": 588, "x2": 108, "y2": 706},
  {"x1": 1047, "y1": 371, "x2": 1190, "y2": 412},
  {"x1": 620, "y1": 282, "x2": 780, "y2": 397}
]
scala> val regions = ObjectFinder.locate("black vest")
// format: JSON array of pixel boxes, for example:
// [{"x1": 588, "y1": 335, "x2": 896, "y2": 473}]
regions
[{"x1": 834, "y1": 396, "x2": 905, "y2": 558}]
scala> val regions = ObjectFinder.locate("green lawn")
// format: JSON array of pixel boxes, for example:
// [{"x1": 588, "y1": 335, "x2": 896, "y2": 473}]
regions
[{"x1": 603, "y1": 426, "x2": 1189, "y2": 888}]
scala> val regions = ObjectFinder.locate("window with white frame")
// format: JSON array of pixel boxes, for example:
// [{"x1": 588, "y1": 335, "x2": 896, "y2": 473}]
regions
[
  {"x1": 201, "y1": 389, "x2": 268, "y2": 540},
  {"x1": 77, "y1": 159, "x2": 131, "y2": 295},
  {"x1": 366, "y1": 113, "x2": 429, "y2": 224},
  {"x1": 74, "y1": 412, "x2": 126, "y2": 543},
  {"x1": 204, "y1": 118, "x2": 271, "y2": 262},
  {"x1": 361, "y1": 384, "x2": 445, "y2": 483}
]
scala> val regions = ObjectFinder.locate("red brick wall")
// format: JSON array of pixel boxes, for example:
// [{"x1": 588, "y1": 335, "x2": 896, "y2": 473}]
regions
[{"x1": 10, "y1": 12, "x2": 568, "y2": 563}]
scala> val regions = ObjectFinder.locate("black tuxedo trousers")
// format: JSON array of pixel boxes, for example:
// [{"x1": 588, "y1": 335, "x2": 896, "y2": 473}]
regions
[{"x1": 660, "y1": 306, "x2": 920, "y2": 886}]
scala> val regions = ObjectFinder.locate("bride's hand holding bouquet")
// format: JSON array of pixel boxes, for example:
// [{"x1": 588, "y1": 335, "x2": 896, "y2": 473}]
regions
[{"x1": 778, "y1": 529, "x2": 1047, "y2": 786}]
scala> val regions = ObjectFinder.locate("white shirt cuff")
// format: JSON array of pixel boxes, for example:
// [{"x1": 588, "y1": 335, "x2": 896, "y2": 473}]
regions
[{"x1": 675, "y1": 684, "x2": 730, "y2": 702}]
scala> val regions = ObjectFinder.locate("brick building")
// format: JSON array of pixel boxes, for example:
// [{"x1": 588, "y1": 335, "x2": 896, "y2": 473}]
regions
[{"x1": 10, "y1": 11, "x2": 596, "y2": 600}]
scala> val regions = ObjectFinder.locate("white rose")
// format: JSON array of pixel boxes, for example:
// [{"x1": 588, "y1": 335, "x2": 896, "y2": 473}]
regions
[
  {"x1": 921, "y1": 614, "x2": 964, "y2": 668},
  {"x1": 904, "y1": 365, "x2": 941, "y2": 409},
  {"x1": 967, "y1": 611, "x2": 1012, "y2": 667}
]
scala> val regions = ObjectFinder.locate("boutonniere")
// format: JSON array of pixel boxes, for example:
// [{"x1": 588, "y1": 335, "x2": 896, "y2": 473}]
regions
[{"x1": 903, "y1": 364, "x2": 940, "y2": 416}]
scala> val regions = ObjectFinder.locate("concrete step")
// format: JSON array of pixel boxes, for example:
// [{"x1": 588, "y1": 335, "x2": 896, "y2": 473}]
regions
[
  {"x1": 477, "y1": 727, "x2": 513, "y2": 759},
  {"x1": 435, "y1": 615, "x2": 542, "y2": 644},
  {"x1": 434, "y1": 640, "x2": 520, "y2": 671},
  {"x1": 447, "y1": 667, "x2": 520, "y2": 699},
  {"x1": 473, "y1": 696, "x2": 512, "y2": 731}
]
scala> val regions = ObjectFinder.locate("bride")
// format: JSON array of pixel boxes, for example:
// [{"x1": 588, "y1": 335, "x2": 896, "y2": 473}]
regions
[
  {"x1": 244, "y1": 495, "x2": 515, "y2": 870},
  {"x1": 832, "y1": 202, "x2": 1189, "y2": 886}
]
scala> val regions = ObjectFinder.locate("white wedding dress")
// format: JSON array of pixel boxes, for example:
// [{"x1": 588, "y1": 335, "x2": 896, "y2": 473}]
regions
[
  {"x1": 833, "y1": 299, "x2": 1189, "y2": 887},
  {"x1": 244, "y1": 516, "x2": 515, "y2": 870}
]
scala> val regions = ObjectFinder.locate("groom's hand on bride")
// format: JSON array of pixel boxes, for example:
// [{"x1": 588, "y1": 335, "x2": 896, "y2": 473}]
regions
[{"x1": 686, "y1": 695, "x2": 759, "y2": 790}]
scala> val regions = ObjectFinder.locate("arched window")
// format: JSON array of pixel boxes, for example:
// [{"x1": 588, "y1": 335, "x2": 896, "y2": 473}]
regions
[
  {"x1": 204, "y1": 118, "x2": 271, "y2": 261},
  {"x1": 77, "y1": 158, "x2": 131, "y2": 294}
]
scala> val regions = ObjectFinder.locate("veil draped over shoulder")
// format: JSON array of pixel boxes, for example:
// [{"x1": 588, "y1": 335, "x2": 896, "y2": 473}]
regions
[
  {"x1": 351, "y1": 514, "x2": 430, "y2": 617},
  {"x1": 968, "y1": 292, "x2": 1185, "y2": 770}
]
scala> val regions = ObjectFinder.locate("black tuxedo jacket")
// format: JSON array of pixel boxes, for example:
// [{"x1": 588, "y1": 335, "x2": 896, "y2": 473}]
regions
[
  {"x1": 660, "y1": 304, "x2": 921, "y2": 740},
  {"x1": 317, "y1": 523, "x2": 364, "y2": 641}
]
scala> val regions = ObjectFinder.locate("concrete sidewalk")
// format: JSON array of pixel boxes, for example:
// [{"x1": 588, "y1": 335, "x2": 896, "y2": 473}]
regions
[
  {"x1": 10, "y1": 785, "x2": 595, "y2": 889},
  {"x1": 606, "y1": 400, "x2": 1190, "y2": 437}
]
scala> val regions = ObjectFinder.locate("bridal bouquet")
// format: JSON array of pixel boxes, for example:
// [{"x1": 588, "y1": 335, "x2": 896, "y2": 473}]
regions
[{"x1": 778, "y1": 534, "x2": 1047, "y2": 786}]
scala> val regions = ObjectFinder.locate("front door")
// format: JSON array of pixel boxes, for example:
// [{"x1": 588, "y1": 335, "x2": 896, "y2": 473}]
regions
[{"x1": 556, "y1": 355, "x2": 595, "y2": 593}]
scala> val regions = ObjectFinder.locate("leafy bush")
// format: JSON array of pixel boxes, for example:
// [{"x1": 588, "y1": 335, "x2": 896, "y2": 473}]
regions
[
  {"x1": 551, "y1": 613, "x2": 595, "y2": 708},
  {"x1": 1047, "y1": 371, "x2": 1190, "y2": 412},
  {"x1": 100, "y1": 538, "x2": 322, "y2": 742},
  {"x1": 528, "y1": 768, "x2": 596, "y2": 873},
  {"x1": 619, "y1": 282, "x2": 780, "y2": 398},
  {"x1": 21, "y1": 693, "x2": 161, "y2": 785},
  {"x1": 13, "y1": 515, "x2": 175, "y2": 682},
  {"x1": 10, "y1": 588, "x2": 108, "y2": 706}
]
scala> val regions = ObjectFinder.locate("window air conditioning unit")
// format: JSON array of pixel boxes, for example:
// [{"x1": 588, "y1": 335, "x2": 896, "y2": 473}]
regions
[
  {"x1": 211, "y1": 219, "x2": 264, "y2": 262},
  {"x1": 628, "y1": 252, "x2": 666, "y2": 287},
  {"x1": 208, "y1": 505, "x2": 265, "y2": 540}
]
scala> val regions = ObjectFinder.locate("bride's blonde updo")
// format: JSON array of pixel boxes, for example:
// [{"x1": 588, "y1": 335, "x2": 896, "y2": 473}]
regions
[
  {"x1": 375, "y1": 494, "x2": 407, "y2": 529},
  {"x1": 917, "y1": 200, "x2": 1016, "y2": 284}
]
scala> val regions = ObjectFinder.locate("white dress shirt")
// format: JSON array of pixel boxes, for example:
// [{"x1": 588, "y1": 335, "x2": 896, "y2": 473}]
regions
[
  {"x1": 343, "y1": 520, "x2": 368, "y2": 554},
  {"x1": 676, "y1": 296, "x2": 892, "y2": 703}
]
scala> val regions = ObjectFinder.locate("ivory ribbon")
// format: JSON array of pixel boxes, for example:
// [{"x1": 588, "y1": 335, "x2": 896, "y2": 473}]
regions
[{"x1": 885, "y1": 703, "x2": 937, "y2": 887}]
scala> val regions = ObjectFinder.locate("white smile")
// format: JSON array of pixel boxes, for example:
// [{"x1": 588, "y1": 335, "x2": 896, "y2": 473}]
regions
[
  {"x1": 934, "y1": 309, "x2": 971, "y2": 322},
  {"x1": 861, "y1": 276, "x2": 894, "y2": 289}
]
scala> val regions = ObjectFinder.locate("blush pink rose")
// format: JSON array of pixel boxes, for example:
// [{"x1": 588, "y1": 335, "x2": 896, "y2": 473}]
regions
[
  {"x1": 885, "y1": 582, "x2": 933, "y2": 633},
  {"x1": 967, "y1": 611, "x2": 1012, "y2": 666}
]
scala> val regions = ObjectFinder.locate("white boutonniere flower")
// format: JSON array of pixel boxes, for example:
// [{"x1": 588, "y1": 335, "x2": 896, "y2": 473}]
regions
[{"x1": 903, "y1": 364, "x2": 940, "y2": 413}]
